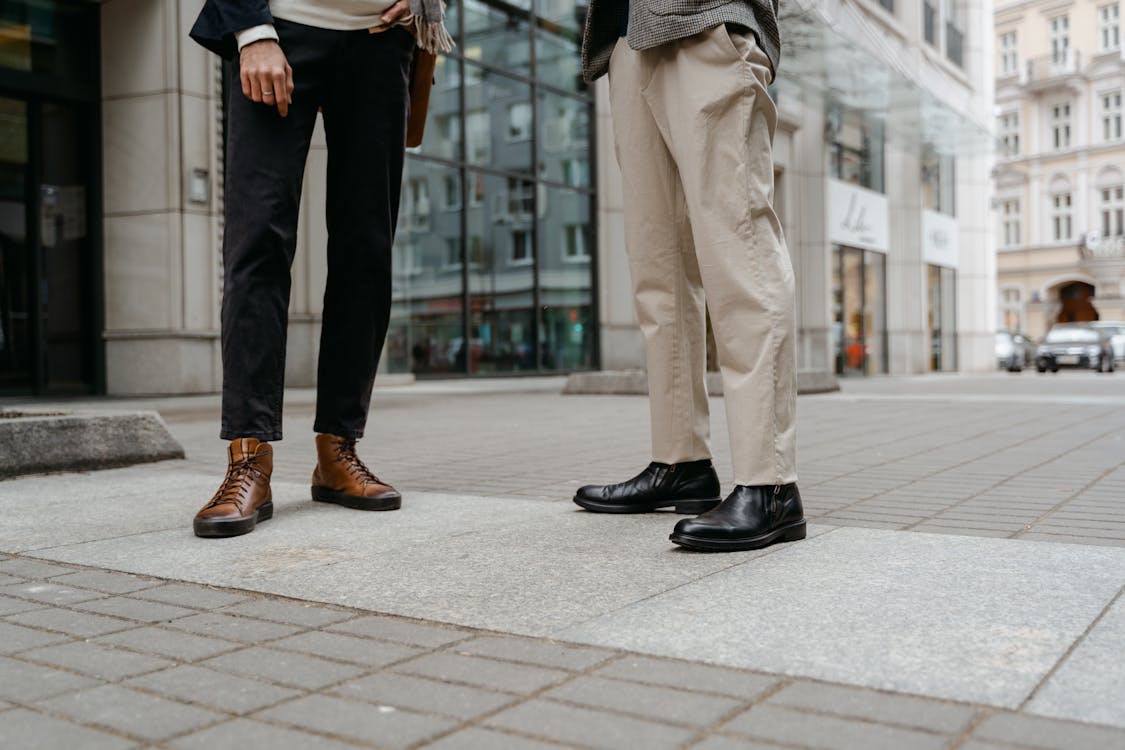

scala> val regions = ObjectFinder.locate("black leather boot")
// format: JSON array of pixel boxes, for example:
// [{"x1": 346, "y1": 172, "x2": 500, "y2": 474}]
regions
[
  {"x1": 573, "y1": 460, "x2": 721, "y2": 514},
  {"x1": 670, "y1": 483, "x2": 806, "y2": 551}
]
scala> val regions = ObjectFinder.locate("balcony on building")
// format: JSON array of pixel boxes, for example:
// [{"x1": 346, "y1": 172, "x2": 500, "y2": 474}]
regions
[{"x1": 1023, "y1": 49, "x2": 1085, "y2": 93}]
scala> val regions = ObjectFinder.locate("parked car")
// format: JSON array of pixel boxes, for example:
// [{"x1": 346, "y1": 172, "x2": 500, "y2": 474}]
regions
[
  {"x1": 1091, "y1": 321, "x2": 1125, "y2": 363},
  {"x1": 1036, "y1": 324, "x2": 1116, "y2": 373},
  {"x1": 995, "y1": 330, "x2": 1034, "y2": 372}
]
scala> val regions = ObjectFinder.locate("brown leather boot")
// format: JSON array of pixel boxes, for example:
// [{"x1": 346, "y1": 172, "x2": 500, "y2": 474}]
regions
[
  {"x1": 194, "y1": 438, "x2": 274, "y2": 538},
  {"x1": 311, "y1": 434, "x2": 401, "y2": 511}
]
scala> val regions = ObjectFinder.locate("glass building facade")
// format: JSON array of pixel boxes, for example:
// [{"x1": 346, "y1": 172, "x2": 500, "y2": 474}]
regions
[
  {"x1": 0, "y1": 1, "x2": 101, "y2": 394},
  {"x1": 384, "y1": 0, "x2": 597, "y2": 376}
]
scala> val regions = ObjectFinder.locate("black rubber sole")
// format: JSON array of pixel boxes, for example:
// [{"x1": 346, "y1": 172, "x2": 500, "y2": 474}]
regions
[
  {"x1": 670, "y1": 519, "x2": 807, "y2": 552},
  {"x1": 312, "y1": 486, "x2": 402, "y2": 511},
  {"x1": 572, "y1": 496, "x2": 721, "y2": 515},
  {"x1": 194, "y1": 501, "x2": 273, "y2": 539}
]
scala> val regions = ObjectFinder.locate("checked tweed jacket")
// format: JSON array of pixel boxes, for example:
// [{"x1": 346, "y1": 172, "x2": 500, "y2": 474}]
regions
[{"x1": 580, "y1": 0, "x2": 781, "y2": 82}]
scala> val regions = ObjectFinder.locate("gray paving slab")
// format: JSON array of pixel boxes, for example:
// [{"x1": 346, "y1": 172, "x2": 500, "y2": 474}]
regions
[
  {"x1": 126, "y1": 664, "x2": 301, "y2": 713},
  {"x1": 20, "y1": 641, "x2": 173, "y2": 681},
  {"x1": 690, "y1": 737, "x2": 791, "y2": 750},
  {"x1": 0, "y1": 469, "x2": 216, "y2": 552},
  {"x1": 6, "y1": 608, "x2": 136, "y2": 637},
  {"x1": 0, "y1": 708, "x2": 136, "y2": 750},
  {"x1": 129, "y1": 584, "x2": 249, "y2": 610},
  {"x1": 0, "y1": 656, "x2": 100, "y2": 702},
  {"x1": 396, "y1": 652, "x2": 572, "y2": 694},
  {"x1": 27, "y1": 493, "x2": 795, "y2": 637},
  {"x1": 970, "y1": 712, "x2": 1125, "y2": 749},
  {"x1": 162, "y1": 612, "x2": 302, "y2": 643},
  {"x1": 1025, "y1": 591, "x2": 1125, "y2": 728},
  {"x1": 0, "y1": 620, "x2": 72, "y2": 653},
  {"x1": 0, "y1": 580, "x2": 107, "y2": 606},
  {"x1": 200, "y1": 646, "x2": 366, "y2": 690},
  {"x1": 485, "y1": 698, "x2": 697, "y2": 750},
  {"x1": 35, "y1": 684, "x2": 226, "y2": 742},
  {"x1": 422, "y1": 727, "x2": 564, "y2": 750},
  {"x1": 555, "y1": 528, "x2": 1125, "y2": 709},
  {"x1": 723, "y1": 704, "x2": 951, "y2": 750},
  {"x1": 592, "y1": 656, "x2": 780, "y2": 699},
  {"x1": 254, "y1": 693, "x2": 458, "y2": 748},
  {"x1": 267, "y1": 630, "x2": 422, "y2": 668},
  {"x1": 332, "y1": 672, "x2": 519, "y2": 719},
  {"x1": 93, "y1": 626, "x2": 241, "y2": 662},
  {"x1": 767, "y1": 681, "x2": 979, "y2": 733},
  {"x1": 450, "y1": 636, "x2": 615, "y2": 671},
  {"x1": 328, "y1": 615, "x2": 473, "y2": 648},
  {"x1": 169, "y1": 718, "x2": 361, "y2": 750},
  {"x1": 74, "y1": 597, "x2": 199, "y2": 624},
  {"x1": 545, "y1": 675, "x2": 744, "y2": 726},
  {"x1": 49, "y1": 570, "x2": 160, "y2": 595}
]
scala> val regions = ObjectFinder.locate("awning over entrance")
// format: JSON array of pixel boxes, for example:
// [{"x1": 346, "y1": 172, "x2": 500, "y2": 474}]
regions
[{"x1": 776, "y1": 0, "x2": 994, "y2": 157}]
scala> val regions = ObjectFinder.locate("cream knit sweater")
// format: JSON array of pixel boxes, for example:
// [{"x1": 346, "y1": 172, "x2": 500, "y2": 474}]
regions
[{"x1": 236, "y1": 0, "x2": 400, "y2": 50}]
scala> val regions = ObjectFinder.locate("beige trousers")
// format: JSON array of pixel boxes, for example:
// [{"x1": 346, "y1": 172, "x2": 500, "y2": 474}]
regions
[{"x1": 609, "y1": 26, "x2": 797, "y2": 486}]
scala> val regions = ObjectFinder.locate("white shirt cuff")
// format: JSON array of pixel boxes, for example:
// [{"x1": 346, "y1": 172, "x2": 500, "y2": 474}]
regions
[{"x1": 235, "y1": 24, "x2": 279, "y2": 51}]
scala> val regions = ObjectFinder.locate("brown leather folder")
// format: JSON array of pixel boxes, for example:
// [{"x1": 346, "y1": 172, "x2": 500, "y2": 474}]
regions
[{"x1": 406, "y1": 48, "x2": 436, "y2": 148}]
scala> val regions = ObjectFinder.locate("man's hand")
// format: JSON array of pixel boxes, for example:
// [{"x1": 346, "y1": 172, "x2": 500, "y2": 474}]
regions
[
  {"x1": 381, "y1": 0, "x2": 411, "y2": 26},
  {"x1": 240, "y1": 40, "x2": 295, "y2": 117}
]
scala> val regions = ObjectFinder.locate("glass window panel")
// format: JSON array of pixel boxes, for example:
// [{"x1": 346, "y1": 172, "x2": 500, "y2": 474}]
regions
[
  {"x1": 0, "y1": 2, "x2": 97, "y2": 86},
  {"x1": 0, "y1": 96, "x2": 28, "y2": 389},
  {"x1": 535, "y1": 28, "x2": 584, "y2": 93},
  {"x1": 538, "y1": 90, "x2": 591, "y2": 188},
  {"x1": 538, "y1": 185, "x2": 593, "y2": 370},
  {"x1": 463, "y1": 0, "x2": 531, "y2": 79},
  {"x1": 387, "y1": 158, "x2": 465, "y2": 375},
  {"x1": 464, "y1": 65, "x2": 533, "y2": 174},
  {"x1": 465, "y1": 171, "x2": 536, "y2": 372}
]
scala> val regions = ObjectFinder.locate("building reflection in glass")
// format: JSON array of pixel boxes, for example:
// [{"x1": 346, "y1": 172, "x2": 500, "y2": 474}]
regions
[{"x1": 385, "y1": 0, "x2": 595, "y2": 376}]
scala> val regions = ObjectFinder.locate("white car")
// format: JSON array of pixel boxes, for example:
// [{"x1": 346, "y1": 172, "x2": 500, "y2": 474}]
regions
[{"x1": 1091, "y1": 322, "x2": 1125, "y2": 363}]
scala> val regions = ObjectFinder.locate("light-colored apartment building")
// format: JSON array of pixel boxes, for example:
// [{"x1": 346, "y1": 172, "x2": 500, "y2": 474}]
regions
[{"x1": 994, "y1": 0, "x2": 1125, "y2": 338}]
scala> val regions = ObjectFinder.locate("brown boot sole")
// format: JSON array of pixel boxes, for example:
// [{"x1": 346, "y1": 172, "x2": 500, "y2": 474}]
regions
[
  {"x1": 193, "y1": 501, "x2": 274, "y2": 539},
  {"x1": 311, "y1": 486, "x2": 401, "y2": 511}
]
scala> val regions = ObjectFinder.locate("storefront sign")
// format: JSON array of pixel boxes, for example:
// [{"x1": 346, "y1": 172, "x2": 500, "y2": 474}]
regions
[
  {"x1": 922, "y1": 209, "x2": 959, "y2": 268},
  {"x1": 828, "y1": 179, "x2": 889, "y2": 253}
]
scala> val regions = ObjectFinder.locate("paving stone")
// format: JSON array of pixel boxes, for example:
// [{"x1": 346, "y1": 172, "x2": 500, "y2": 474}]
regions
[
  {"x1": 768, "y1": 681, "x2": 978, "y2": 733},
  {"x1": 595, "y1": 657, "x2": 779, "y2": 700},
  {"x1": 0, "y1": 581, "x2": 106, "y2": 606},
  {"x1": 268, "y1": 630, "x2": 421, "y2": 668},
  {"x1": 75, "y1": 597, "x2": 199, "y2": 624},
  {"x1": 547, "y1": 675, "x2": 744, "y2": 727},
  {"x1": 0, "y1": 620, "x2": 72, "y2": 653},
  {"x1": 485, "y1": 698, "x2": 696, "y2": 750},
  {"x1": 50, "y1": 570, "x2": 159, "y2": 595},
  {"x1": 423, "y1": 727, "x2": 563, "y2": 750},
  {"x1": 36, "y1": 685, "x2": 225, "y2": 742},
  {"x1": 163, "y1": 612, "x2": 302, "y2": 642},
  {"x1": 21, "y1": 641, "x2": 173, "y2": 681},
  {"x1": 130, "y1": 584, "x2": 249, "y2": 610},
  {"x1": 220, "y1": 599, "x2": 352, "y2": 628},
  {"x1": 0, "y1": 559, "x2": 76, "y2": 579},
  {"x1": 329, "y1": 615, "x2": 473, "y2": 648},
  {"x1": 690, "y1": 737, "x2": 791, "y2": 750},
  {"x1": 6, "y1": 608, "x2": 135, "y2": 637},
  {"x1": 0, "y1": 708, "x2": 136, "y2": 750},
  {"x1": 169, "y1": 718, "x2": 360, "y2": 750},
  {"x1": 94, "y1": 626, "x2": 240, "y2": 661},
  {"x1": 1025, "y1": 594, "x2": 1125, "y2": 728},
  {"x1": 0, "y1": 573, "x2": 21, "y2": 586},
  {"x1": 126, "y1": 665, "x2": 300, "y2": 713},
  {"x1": 332, "y1": 672, "x2": 518, "y2": 720},
  {"x1": 200, "y1": 646, "x2": 365, "y2": 690},
  {"x1": 722, "y1": 704, "x2": 951, "y2": 750},
  {"x1": 452, "y1": 636, "x2": 615, "y2": 671},
  {"x1": 0, "y1": 656, "x2": 100, "y2": 702},
  {"x1": 397, "y1": 652, "x2": 571, "y2": 694},
  {"x1": 957, "y1": 741, "x2": 1029, "y2": 750},
  {"x1": 971, "y1": 712, "x2": 1125, "y2": 749},
  {"x1": 0, "y1": 595, "x2": 48, "y2": 617},
  {"x1": 254, "y1": 694, "x2": 458, "y2": 748}
]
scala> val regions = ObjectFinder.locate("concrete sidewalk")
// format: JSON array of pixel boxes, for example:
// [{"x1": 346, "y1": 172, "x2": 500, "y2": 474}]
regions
[{"x1": 1, "y1": 372, "x2": 1124, "y2": 749}]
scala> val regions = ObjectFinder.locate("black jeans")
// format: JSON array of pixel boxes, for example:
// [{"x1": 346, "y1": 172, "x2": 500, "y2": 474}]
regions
[{"x1": 220, "y1": 19, "x2": 414, "y2": 441}]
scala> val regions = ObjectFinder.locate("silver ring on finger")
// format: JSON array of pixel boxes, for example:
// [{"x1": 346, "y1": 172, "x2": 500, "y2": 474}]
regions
[{"x1": 263, "y1": 90, "x2": 274, "y2": 97}]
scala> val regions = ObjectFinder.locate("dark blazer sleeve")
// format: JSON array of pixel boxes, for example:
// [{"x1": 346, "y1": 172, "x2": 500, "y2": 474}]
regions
[{"x1": 189, "y1": 0, "x2": 275, "y2": 59}]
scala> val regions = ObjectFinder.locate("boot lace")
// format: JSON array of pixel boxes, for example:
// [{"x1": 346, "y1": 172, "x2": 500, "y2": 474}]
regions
[
  {"x1": 333, "y1": 439, "x2": 384, "y2": 486},
  {"x1": 206, "y1": 458, "x2": 266, "y2": 509}
]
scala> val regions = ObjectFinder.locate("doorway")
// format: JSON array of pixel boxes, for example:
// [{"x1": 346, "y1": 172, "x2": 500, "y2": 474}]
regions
[
  {"x1": 832, "y1": 245, "x2": 888, "y2": 376},
  {"x1": 1055, "y1": 281, "x2": 1098, "y2": 324}
]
